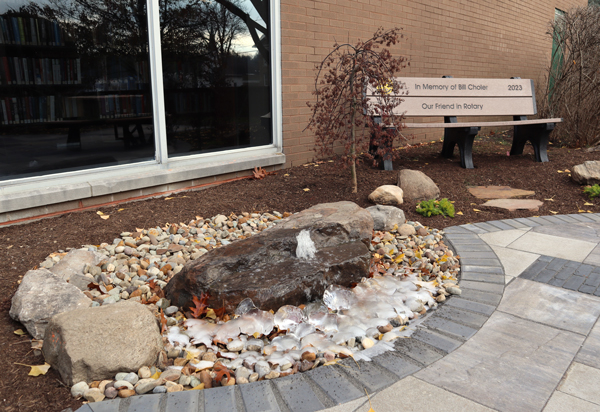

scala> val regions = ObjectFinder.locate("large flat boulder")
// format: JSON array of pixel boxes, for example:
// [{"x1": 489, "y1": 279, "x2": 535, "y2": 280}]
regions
[
  {"x1": 10, "y1": 269, "x2": 92, "y2": 339},
  {"x1": 572, "y1": 161, "x2": 600, "y2": 185},
  {"x1": 165, "y1": 202, "x2": 373, "y2": 312},
  {"x1": 43, "y1": 300, "x2": 162, "y2": 386}
]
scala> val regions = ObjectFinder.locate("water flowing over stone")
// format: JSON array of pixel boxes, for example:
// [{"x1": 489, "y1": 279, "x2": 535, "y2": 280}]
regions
[
  {"x1": 165, "y1": 202, "x2": 374, "y2": 312},
  {"x1": 296, "y1": 230, "x2": 317, "y2": 260}
]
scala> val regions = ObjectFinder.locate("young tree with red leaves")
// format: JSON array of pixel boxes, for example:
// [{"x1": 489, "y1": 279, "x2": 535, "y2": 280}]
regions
[{"x1": 306, "y1": 27, "x2": 409, "y2": 193}]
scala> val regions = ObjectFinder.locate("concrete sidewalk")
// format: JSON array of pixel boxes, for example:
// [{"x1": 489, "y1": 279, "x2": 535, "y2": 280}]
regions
[{"x1": 76, "y1": 214, "x2": 600, "y2": 412}]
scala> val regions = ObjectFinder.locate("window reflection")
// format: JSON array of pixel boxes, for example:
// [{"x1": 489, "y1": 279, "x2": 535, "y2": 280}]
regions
[
  {"x1": 160, "y1": 0, "x2": 272, "y2": 156},
  {"x1": 0, "y1": 0, "x2": 155, "y2": 180}
]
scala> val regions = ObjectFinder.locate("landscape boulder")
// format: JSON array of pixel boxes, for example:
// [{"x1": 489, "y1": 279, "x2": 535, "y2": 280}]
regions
[
  {"x1": 366, "y1": 205, "x2": 405, "y2": 231},
  {"x1": 49, "y1": 249, "x2": 106, "y2": 282},
  {"x1": 165, "y1": 201, "x2": 374, "y2": 312},
  {"x1": 397, "y1": 169, "x2": 440, "y2": 201},
  {"x1": 572, "y1": 161, "x2": 600, "y2": 185},
  {"x1": 368, "y1": 185, "x2": 404, "y2": 206},
  {"x1": 10, "y1": 269, "x2": 92, "y2": 339},
  {"x1": 42, "y1": 300, "x2": 162, "y2": 386}
]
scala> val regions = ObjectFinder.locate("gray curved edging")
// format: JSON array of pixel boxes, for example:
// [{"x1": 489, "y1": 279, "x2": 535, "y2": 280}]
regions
[{"x1": 74, "y1": 221, "x2": 516, "y2": 412}]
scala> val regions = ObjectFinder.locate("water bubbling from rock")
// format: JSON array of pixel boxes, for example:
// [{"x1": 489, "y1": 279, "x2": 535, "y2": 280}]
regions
[{"x1": 296, "y1": 229, "x2": 316, "y2": 260}]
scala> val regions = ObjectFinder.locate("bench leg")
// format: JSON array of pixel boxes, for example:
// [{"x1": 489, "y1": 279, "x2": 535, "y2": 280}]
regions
[
  {"x1": 369, "y1": 127, "x2": 395, "y2": 171},
  {"x1": 441, "y1": 126, "x2": 480, "y2": 169},
  {"x1": 510, "y1": 123, "x2": 554, "y2": 162}
]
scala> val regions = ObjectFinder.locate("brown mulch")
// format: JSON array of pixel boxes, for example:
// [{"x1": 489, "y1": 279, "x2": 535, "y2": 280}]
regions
[{"x1": 0, "y1": 130, "x2": 599, "y2": 412}]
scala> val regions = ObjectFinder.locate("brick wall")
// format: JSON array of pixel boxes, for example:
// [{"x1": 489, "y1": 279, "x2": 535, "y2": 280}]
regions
[{"x1": 280, "y1": 0, "x2": 586, "y2": 167}]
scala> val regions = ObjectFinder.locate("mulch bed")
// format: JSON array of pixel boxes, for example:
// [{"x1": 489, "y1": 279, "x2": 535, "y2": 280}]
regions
[{"x1": 0, "y1": 131, "x2": 598, "y2": 412}]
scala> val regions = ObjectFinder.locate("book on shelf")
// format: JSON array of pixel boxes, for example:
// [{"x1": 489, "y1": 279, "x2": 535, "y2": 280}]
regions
[
  {"x1": 1, "y1": 94, "x2": 151, "y2": 125},
  {"x1": 0, "y1": 15, "x2": 65, "y2": 46},
  {"x1": 0, "y1": 56, "x2": 81, "y2": 85}
]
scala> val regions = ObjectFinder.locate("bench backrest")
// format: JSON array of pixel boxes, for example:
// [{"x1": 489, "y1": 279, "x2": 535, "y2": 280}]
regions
[{"x1": 366, "y1": 77, "x2": 537, "y2": 117}]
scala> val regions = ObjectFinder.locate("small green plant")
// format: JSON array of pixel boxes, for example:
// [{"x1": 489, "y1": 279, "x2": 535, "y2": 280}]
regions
[
  {"x1": 416, "y1": 198, "x2": 455, "y2": 218},
  {"x1": 584, "y1": 184, "x2": 600, "y2": 199}
]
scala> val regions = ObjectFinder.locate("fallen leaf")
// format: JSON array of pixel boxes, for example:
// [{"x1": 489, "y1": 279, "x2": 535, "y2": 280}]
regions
[
  {"x1": 150, "y1": 370, "x2": 161, "y2": 380},
  {"x1": 15, "y1": 362, "x2": 51, "y2": 376},
  {"x1": 473, "y1": 209, "x2": 481, "y2": 212},
  {"x1": 13, "y1": 329, "x2": 26, "y2": 336},
  {"x1": 365, "y1": 388, "x2": 375, "y2": 412},
  {"x1": 6, "y1": 245, "x2": 13, "y2": 249},
  {"x1": 578, "y1": 209, "x2": 586, "y2": 213},
  {"x1": 160, "y1": 309, "x2": 168, "y2": 333},
  {"x1": 585, "y1": 202, "x2": 594, "y2": 206},
  {"x1": 253, "y1": 167, "x2": 267, "y2": 179},
  {"x1": 96, "y1": 211, "x2": 104, "y2": 215},
  {"x1": 191, "y1": 383, "x2": 205, "y2": 390},
  {"x1": 164, "y1": 197, "x2": 174, "y2": 200},
  {"x1": 284, "y1": 174, "x2": 290, "y2": 177},
  {"x1": 117, "y1": 208, "x2": 125, "y2": 211},
  {"x1": 557, "y1": 170, "x2": 564, "y2": 173},
  {"x1": 214, "y1": 363, "x2": 231, "y2": 382},
  {"x1": 100, "y1": 215, "x2": 110, "y2": 220},
  {"x1": 565, "y1": 169, "x2": 571, "y2": 173},
  {"x1": 456, "y1": 211, "x2": 463, "y2": 215},
  {"x1": 550, "y1": 211, "x2": 558, "y2": 214},
  {"x1": 205, "y1": 308, "x2": 216, "y2": 319},
  {"x1": 322, "y1": 359, "x2": 342, "y2": 366},
  {"x1": 190, "y1": 293, "x2": 209, "y2": 319},
  {"x1": 303, "y1": 188, "x2": 310, "y2": 192}
]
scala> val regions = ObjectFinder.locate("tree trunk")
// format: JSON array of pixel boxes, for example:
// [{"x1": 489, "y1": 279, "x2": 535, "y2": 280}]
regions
[{"x1": 349, "y1": 62, "x2": 358, "y2": 193}]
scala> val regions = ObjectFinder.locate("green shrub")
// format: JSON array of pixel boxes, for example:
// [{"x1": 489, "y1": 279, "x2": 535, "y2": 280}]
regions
[
  {"x1": 584, "y1": 184, "x2": 600, "y2": 199},
  {"x1": 416, "y1": 198, "x2": 455, "y2": 218}
]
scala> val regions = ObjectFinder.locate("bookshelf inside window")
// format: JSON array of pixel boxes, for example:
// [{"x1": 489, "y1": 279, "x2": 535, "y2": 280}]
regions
[{"x1": 0, "y1": 11, "x2": 155, "y2": 180}]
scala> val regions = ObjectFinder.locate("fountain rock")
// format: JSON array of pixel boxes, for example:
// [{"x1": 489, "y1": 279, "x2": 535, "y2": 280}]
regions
[{"x1": 164, "y1": 201, "x2": 373, "y2": 312}]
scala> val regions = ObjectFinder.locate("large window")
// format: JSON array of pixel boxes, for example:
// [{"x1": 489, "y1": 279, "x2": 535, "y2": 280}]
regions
[
  {"x1": 160, "y1": 0, "x2": 272, "y2": 156},
  {"x1": 0, "y1": 0, "x2": 273, "y2": 181}
]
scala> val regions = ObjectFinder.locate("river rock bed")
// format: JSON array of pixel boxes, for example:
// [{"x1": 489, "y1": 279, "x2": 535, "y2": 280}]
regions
[{"x1": 36, "y1": 211, "x2": 460, "y2": 403}]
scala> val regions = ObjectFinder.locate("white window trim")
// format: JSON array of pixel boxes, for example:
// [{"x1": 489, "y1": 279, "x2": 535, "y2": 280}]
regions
[{"x1": 0, "y1": 0, "x2": 284, "y2": 215}]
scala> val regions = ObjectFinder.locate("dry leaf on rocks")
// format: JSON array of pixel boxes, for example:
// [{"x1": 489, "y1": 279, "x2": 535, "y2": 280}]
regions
[
  {"x1": 160, "y1": 309, "x2": 168, "y2": 333},
  {"x1": 214, "y1": 363, "x2": 231, "y2": 382},
  {"x1": 13, "y1": 329, "x2": 26, "y2": 336},
  {"x1": 190, "y1": 293, "x2": 209, "y2": 319}
]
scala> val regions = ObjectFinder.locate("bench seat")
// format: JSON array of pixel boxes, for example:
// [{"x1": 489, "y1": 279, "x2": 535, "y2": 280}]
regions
[{"x1": 403, "y1": 118, "x2": 563, "y2": 128}]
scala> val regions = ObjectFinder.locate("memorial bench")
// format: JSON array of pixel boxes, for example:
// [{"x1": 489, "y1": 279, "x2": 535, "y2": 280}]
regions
[{"x1": 367, "y1": 76, "x2": 562, "y2": 169}]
